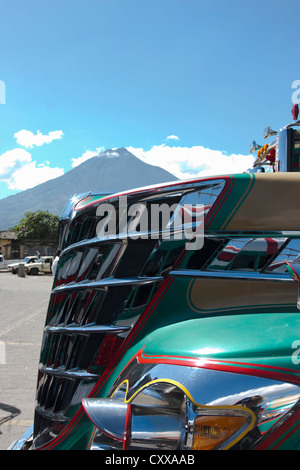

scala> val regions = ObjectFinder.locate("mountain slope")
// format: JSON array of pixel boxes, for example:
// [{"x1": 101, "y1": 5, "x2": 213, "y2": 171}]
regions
[{"x1": 0, "y1": 148, "x2": 177, "y2": 229}]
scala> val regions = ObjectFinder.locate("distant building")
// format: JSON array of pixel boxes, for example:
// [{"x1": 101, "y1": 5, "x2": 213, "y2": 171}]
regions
[
  {"x1": 0, "y1": 230, "x2": 57, "y2": 259},
  {"x1": 0, "y1": 230, "x2": 24, "y2": 259}
]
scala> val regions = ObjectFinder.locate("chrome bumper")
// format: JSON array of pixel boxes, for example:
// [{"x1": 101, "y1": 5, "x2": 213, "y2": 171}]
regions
[{"x1": 8, "y1": 424, "x2": 33, "y2": 450}]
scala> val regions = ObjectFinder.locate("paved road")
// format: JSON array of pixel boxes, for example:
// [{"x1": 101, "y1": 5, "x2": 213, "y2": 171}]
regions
[{"x1": 0, "y1": 271, "x2": 53, "y2": 450}]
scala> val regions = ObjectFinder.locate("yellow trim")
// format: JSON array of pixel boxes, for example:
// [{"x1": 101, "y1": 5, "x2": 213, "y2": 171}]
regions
[{"x1": 111, "y1": 377, "x2": 256, "y2": 450}]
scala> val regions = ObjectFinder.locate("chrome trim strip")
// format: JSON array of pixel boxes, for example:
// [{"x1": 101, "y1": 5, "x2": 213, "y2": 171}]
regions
[
  {"x1": 284, "y1": 121, "x2": 300, "y2": 129},
  {"x1": 52, "y1": 276, "x2": 163, "y2": 293},
  {"x1": 40, "y1": 366, "x2": 99, "y2": 381},
  {"x1": 74, "y1": 179, "x2": 225, "y2": 209},
  {"x1": 44, "y1": 323, "x2": 131, "y2": 335},
  {"x1": 61, "y1": 236, "x2": 125, "y2": 255},
  {"x1": 204, "y1": 231, "x2": 300, "y2": 238},
  {"x1": 169, "y1": 269, "x2": 293, "y2": 282},
  {"x1": 61, "y1": 228, "x2": 194, "y2": 255}
]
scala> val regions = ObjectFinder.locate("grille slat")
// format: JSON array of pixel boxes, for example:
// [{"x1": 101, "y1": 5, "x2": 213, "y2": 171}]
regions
[
  {"x1": 44, "y1": 323, "x2": 131, "y2": 336},
  {"x1": 52, "y1": 275, "x2": 163, "y2": 293},
  {"x1": 35, "y1": 406, "x2": 70, "y2": 423},
  {"x1": 40, "y1": 366, "x2": 99, "y2": 381}
]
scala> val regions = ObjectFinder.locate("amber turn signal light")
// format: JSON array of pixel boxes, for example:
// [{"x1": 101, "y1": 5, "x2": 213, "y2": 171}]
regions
[{"x1": 192, "y1": 415, "x2": 248, "y2": 450}]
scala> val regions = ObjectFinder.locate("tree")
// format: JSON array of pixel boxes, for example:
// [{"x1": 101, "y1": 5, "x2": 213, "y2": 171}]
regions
[{"x1": 13, "y1": 210, "x2": 59, "y2": 241}]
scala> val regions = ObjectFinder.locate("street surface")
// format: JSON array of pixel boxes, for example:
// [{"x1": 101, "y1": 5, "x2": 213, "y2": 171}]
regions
[{"x1": 0, "y1": 270, "x2": 53, "y2": 450}]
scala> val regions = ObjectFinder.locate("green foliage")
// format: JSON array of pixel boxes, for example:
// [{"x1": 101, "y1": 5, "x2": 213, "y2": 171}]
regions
[{"x1": 13, "y1": 210, "x2": 59, "y2": 241}]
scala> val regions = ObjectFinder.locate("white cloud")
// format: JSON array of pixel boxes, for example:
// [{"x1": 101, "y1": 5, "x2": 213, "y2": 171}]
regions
[
  {"x1": 72, "y1": 150, "x2": 98, "y2": 168},
  {"x1": 126, "y1": 145, "x2": 255, "y2": 180},
  {"x1": 8, "y1": 161, "x2": 64, "y2": 190},
  {"x1": 14, "y1": 129, "x2": 64, "y2": 148},
  {"x1": 71, "y1": 147, "x2": 104, "y2": 167},
  {"x1": 166, "y1": 135, "x2": 180, "y2": 141},
  {"x1": 0, "y1": 148, "x2": 32, "y2": 179},
  {"x1": 0, "y1": 147, "x2": 64, "y2": 191}
]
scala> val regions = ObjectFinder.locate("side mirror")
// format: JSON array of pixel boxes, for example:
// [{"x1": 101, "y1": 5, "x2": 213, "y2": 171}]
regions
[{"x1": 285, "y1": 261, "x2": 300, "y2": 310}]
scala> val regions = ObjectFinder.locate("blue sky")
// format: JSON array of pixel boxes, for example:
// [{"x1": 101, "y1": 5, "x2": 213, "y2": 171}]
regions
[{"x1": 0, "y1": 0, "x2": 299, "y2": 198}]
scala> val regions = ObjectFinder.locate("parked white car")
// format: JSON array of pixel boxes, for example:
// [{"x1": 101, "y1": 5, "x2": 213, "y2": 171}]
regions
[{"x1": 0, "y1": 255, "x2": 6, "y2": 269}]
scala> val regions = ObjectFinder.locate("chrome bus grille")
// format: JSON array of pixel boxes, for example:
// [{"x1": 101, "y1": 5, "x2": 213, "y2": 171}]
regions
[
  {"x1": 33, "y1": 238, "x2": 169, "y2": 447},
  {"x1": 33, "y1": 179, "x2": 227, "y2": 448}
]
